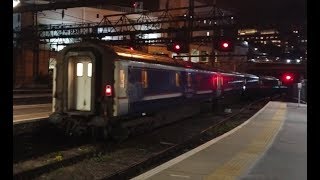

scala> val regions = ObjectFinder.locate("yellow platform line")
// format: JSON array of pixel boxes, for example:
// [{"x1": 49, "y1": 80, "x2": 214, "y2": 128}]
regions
[{"x1": 204, "y1": 105, "x2": 287, "y2": 180}]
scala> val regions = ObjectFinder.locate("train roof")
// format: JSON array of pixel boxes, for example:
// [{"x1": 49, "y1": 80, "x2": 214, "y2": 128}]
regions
[
  {"x1": 62, "y1": 40, "x2": 245, "y2": 75},
  {"x1": 112, "y1": 45, "x2": 226, "y2": 73},
  {"x1": 259, "y1": 76, "x2": 280, "y2": 81}
]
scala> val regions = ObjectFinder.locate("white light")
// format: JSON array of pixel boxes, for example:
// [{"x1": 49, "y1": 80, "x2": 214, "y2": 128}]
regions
[
  {"x1": 87, "y1": 63, "x2": 92, "y2": 77},
  {"x1": 76, "y1": 63, "x2": 83, "y2": 77},
  {"x1": 207, "y1": 32, "x2": 210, "y2": 36},
  {"x1": 243, "y1": 86, "x2": 246, "y2": 90},
  {"x1": 102, "y1": 36, "x2": 112, "y2": 40},
  {"x1": 286, "y1": 59, "x2": 291, "y2": 63},
  {"x1": 296, "y1": 59, "x2": 301, "y2": 63},
  {"x1": 254, "y1": 48, "x2": 258, "y2": 51},
  {"x1": 243, "y1": 41, "x2": 248, "y2": 46},
  {"x1": 13, "y1": 0, "x2": 20, "y2": 7},
  {"x1": 56, "y1": 45, "x2": 66, "y2": 51},
  {"x1": 231, "y1": 16, "x2": 234, "y2": 19}
]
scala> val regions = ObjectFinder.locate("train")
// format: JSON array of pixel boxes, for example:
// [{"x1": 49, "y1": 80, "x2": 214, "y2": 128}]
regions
[{"x1": 49, "y1": 41, "x2": 284, "y2": 139}]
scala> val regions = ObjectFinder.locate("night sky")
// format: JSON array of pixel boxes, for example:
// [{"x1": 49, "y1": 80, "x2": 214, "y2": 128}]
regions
[
  {"x1": 143, "y1": 0, "x2": 306, "y2": 28},
  {"x1": 207, "y1": 0, "x2": 306, "y2": 27}
]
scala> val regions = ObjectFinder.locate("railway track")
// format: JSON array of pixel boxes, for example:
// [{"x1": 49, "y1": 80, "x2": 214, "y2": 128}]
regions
[{"x1": 13, "y1": 95, "x2": 284, "y2": 179}]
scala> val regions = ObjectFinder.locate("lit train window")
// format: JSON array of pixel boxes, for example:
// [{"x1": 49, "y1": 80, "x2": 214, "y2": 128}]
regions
[
  {"x1": 175, "y1": 72, "x2": 180, "y2": 87},
  {"x1": 87, "y1": 63, "x2": 92, "y2": 77},
  {"x1": 141, "y1": 70, "x2": 148, "y2": 88},
  {"x1": 76, "y1": 63, "x2": 83, "y2": 77}
]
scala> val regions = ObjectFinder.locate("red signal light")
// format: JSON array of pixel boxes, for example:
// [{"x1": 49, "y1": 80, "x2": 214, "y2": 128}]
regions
[
  {"x1": 215, "y1": 38, "x2": 234, "y2": 52},
  {"x1": 174, "y1": 44, "x2": 181, "y2": 50},
  {"x1": 285, "y1": 75, "x2": 292, "y2": 80},
  {"x1": 282, "y1": 73, "x2": 294, "y2": 84},
  {"x1": 105, "y1": 85, "x2": 112, "y2": 96},
  {"x1": 222, "y1": 42, "x2": 229, "y2": 48},
  {"x1": 167, "y1": 42, "x2": 189, "y2": 53}
]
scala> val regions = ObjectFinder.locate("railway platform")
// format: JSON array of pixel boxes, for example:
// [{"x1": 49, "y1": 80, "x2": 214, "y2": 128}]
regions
[
  {"x1": 13, "y1": 103, "x2": 52, "y2": 125},
  {"x1": 133, "y1": 101, "x2": 307, "y2": 180}
]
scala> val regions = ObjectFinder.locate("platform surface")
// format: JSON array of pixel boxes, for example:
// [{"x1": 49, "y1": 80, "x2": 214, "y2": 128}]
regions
[
  {"x1": 132, "y1": 101, "x2": 307, "y2": 180},
  {"x1": 13, "y1": 103, "x2": 52, "y2": 124}
]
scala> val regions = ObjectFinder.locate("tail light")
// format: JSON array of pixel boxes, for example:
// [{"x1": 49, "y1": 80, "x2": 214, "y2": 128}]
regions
[{"x1": 105, "y1": 85, "x2": 112, "y2": 96}]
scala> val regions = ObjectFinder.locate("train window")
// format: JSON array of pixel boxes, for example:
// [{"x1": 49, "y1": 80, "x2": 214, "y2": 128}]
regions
[
  {"x1": 141, "y1": 70, "x2": 148, "y2": 88},
  {"x1": 76, "y1": 63, "x2": 83, "y2": 77},
  {"x1": 187, "y1": 73, "x2": 192, "y2": 87},
  {"x1": 87, "y1": 63, "x2": 92, "y2": 77},
  {"x1": 175, "y1": 72, "x2": 180, "y2": 87}
]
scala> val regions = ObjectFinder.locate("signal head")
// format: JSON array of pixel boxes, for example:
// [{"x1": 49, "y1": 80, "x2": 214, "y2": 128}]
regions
[
  {"x1": 215, "y1": 38, "x2": 234, "y2": 52},
  {"x1": 174, "y1": 44, "x2": 181, "y2": 50},
  {"x1": 222, "y1": 42, "x2": 229, "y2": 48}
]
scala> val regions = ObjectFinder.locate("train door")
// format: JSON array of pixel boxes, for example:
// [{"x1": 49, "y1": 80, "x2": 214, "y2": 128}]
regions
[{"x1": 69, "y1": 57, "x2": 93, "y2": 111}]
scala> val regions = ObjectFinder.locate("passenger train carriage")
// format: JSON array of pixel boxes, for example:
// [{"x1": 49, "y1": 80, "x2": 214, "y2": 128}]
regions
[{"x1": 49, "y1": 41, "x2": 282, "y2": 138}]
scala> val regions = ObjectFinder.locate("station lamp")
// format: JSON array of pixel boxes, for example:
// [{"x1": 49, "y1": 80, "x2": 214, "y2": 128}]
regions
[{"x1": 13, "y1": 0, "x2": 20, "y2": 7}]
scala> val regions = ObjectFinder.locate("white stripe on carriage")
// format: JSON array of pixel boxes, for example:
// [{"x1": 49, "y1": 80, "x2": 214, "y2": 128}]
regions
[
  {"x1": 196, "y1": 90, "x2": 213, "y2": 94},
  {"x1": 142, "y1": 93, "x2": 183, "y2": 100}
]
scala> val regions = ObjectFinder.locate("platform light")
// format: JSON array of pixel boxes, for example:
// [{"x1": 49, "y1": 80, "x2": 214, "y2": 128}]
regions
[
  {"x1": 286, "y1": 59, "x2": 291, "y2": 63},
  {"x1": 296, "y1": 59, "x2": 301, "y2": 63},
  {"x1": 13, "y1": 0, "x2": 20, "y2": 7}
]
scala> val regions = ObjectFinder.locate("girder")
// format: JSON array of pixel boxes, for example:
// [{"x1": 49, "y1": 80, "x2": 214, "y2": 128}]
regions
[{"x1": 14, "y1": 5, "x2": 236, "y2": 46}]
